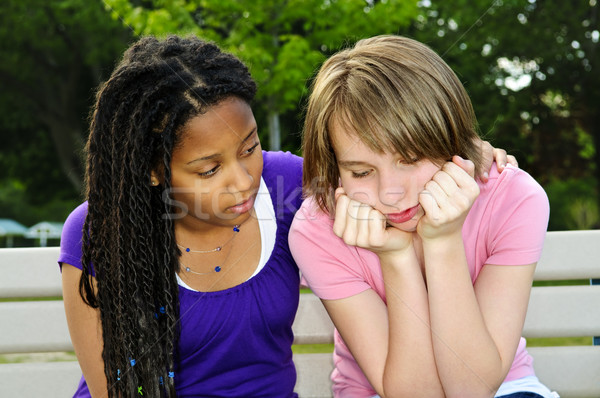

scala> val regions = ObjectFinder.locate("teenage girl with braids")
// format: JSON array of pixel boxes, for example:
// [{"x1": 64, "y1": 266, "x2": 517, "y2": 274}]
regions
[
  {"x1": 59, "y1": 35, "x2": 302, "y2": 398},
  {"x1": 59, "y1": 34, "x2": 515, "y2": 398},
  {"x1": 290, "y1": 35, "x2": 556, "y2": 398}
]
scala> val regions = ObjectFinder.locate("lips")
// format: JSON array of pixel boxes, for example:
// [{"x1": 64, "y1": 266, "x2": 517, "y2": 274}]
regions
[
  {"x1": 386, "y1": 204, "x2": 420, "y2": 224},
  {"x1": 227, "y1": 195, "x2": 256, "y2": 214}
]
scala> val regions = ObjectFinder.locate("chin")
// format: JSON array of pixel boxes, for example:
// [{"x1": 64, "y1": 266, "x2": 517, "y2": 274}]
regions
[{"x1": 387, "y1": 219, "x2": 418, "y2": 232}]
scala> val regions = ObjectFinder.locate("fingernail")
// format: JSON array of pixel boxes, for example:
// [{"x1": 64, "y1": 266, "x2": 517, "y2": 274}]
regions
[{"x1": 483, "y1": 172, "x2": 489, "y2": 179}]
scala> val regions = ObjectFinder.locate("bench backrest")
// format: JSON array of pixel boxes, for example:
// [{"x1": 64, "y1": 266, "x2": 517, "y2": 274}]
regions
[{"x1": 1, "y1": 230, "x2": 599, "y2": 397}]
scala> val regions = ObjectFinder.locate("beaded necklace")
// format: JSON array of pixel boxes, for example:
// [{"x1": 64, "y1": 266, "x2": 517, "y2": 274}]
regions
[{"x1": 178, "y1": 225, "x2": 240, "y2": 275}]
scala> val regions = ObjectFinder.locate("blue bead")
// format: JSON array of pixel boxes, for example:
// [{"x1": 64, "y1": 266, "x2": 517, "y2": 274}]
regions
[
  {"x1": 186, "y1": 248, "x2": 190, "y2": 252},
  {"x1": 130, "y1": 359, "x2": 136, "y2": 366},
  {"x1": 215, "y1": 266, "x2": 221, "y2": 272},
  {"x1": 168, "y1": 371, "x2": 175, "y2": 378},
  {"x1": 159, "y1": 306, "x2": 165, "y2": 314},
  {"x1": 233, "y1": 226, "x2": 240, "y2": 232}
]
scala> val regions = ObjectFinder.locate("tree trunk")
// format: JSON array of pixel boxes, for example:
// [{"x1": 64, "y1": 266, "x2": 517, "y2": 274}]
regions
[
  {"x1": 39, "y1": 111, "x2": 85, "y2": 192},
  {"x1": 268, "y1": 110, "x2": 281, "y2": 151},
  {"x1": 592, "y1": 112, "x2": 600, "y2": 213},
  {"x1": 48, "y1": 124, "x2": 85, "y2": 192}
]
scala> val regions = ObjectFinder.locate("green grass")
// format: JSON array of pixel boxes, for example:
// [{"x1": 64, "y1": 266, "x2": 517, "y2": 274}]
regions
[
  {"x1": 533, "y1": 279, "x2": 590, "y2": 287},
  {"x1": 526, "y1": 336, "x2": 593, "y2": 347},
  {"x1": 0, "y1": 352, "x2": 77, "y2": 364},
  {"x1": 292, "y1": 344, "x2": 334, "y2": 354},
  {"x1": 0, "y1": 296, "x2": 63, "y2": 302}
]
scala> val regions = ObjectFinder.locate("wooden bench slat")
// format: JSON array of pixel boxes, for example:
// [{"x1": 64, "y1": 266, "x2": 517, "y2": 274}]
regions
[
  {"x1": 0, "y1": 301, "x2": 73, "y2": 354},
  {"x1": 293, "y1": 293, "x2": 334, "y2": 345},
  {"x1": 0, "y1": 247, "x2": 62, "y2": 298},
  {"x1": 535, "y1": 230, "x2": 600, "y2": 280},
  {"x1": 523, "y1": 285, "x2": 600, "y2": 338},
  {"x1": 0, "y1": 361, "x2": 81, "y2": 397},
  {"x1": 528, "y1": 346, "x2": 600, "y2": 398},
  {"x1": 293, "y1": 353, "x2": 334, "y2": 398}
]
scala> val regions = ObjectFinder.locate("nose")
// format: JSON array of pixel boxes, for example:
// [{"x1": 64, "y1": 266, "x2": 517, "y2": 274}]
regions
[
  {"x1": 228, "y1": 159, "x2": 254, "y2": 193},
  {"x1": 379, "y1": 186, "x2": 405, "y2": 209},
  {"x1": 378, "y1": 170, "x2": 410, "y2": 209}
]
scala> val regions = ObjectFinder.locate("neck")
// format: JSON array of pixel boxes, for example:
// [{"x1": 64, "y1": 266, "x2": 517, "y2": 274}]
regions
[
  {"x1": 174, "y1": 210, "x2": 253, "y2": 247},
  {"x1": 175, "y1": 222, "x2": 234, "y2": 248}
]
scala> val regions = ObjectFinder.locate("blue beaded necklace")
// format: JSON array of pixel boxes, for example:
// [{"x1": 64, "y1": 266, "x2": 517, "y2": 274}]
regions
[{"x1": 178, "y1": 225, "x2": 240, "y2": 275}]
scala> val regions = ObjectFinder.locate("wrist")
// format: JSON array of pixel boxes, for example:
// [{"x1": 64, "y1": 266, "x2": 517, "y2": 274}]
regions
[
  {"x1": 376, "y1": 243, "x2": 418, "y2": 265},
  {"x1": 421, "y1": 231, "x2": 463, "y2": 254}
]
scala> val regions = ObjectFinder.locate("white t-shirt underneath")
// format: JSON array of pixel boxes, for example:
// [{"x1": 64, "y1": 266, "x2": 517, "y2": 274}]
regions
[{"x1": 177, "y1": 177, "x2": 276, "y2": 291}]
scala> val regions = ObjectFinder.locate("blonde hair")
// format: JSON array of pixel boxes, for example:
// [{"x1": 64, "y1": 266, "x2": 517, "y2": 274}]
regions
[{"x1": 302, "y1": 35, "x2": 483, "y2": 213}]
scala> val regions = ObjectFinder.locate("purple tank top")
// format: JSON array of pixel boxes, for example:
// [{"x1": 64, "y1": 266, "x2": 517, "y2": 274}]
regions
[{"x1": 59, "y1": 151, "x2": 303, "y2": 397}]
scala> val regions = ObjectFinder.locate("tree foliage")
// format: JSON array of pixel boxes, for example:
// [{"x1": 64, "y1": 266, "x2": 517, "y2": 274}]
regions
[
  {"x1": 0, "y1": 0, "x2": 132, "y2": 222},
  {"x1": 406, "y1": 0, "x2": 599, "y2": 228},
  {"x1": 1, "y1": 0, "x2": 598, "y2": 229},
  {"x1": 102, "y1": 0, "x2": 419, "y2": 150},
  {"x1": 413, "y1": 1, "x2": 598, "y2": 183}
]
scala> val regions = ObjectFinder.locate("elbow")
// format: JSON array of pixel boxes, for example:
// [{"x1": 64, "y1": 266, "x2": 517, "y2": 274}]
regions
[
  {"x1": 441, "y1": 359, "x2": 507, "y2": 398},
  {"x1": 380, "y1": 380, "x2": 445, "y2": 398},
  {"x1": 443, "y1": 379, "x2": 502, "y2": 398},
  {"x1": 446, "y1": 391, "x2": 495, "y2": 398}
]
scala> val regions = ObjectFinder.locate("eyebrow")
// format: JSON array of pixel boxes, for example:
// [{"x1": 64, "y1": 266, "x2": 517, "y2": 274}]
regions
[
  {"x1": 186, "y1": 128, "x2": 257, "y2": 165},
  {"x1": 337, "y1": 160, "x2": 371, "y2": 168}
]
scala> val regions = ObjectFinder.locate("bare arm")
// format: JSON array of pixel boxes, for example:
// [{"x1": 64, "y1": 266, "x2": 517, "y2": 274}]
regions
[
  {"x1": 62, "y1": 263, "x2": 107, "y2": 398},
  {"x1": 418, "y1": 157, "x2": 535, "y2": 397},
  {"x1": 425, "y1": 242, "x2": 535, "y2": 397},
  {"x1": 323, "y1": 254, "x2": 444, "y2": 398},
  {"x1": 328, "y1": 192, "x2": 444, "y2": 397}
]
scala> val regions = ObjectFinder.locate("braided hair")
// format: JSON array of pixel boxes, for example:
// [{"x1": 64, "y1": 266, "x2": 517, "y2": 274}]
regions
[{"x1": 80, "y1": 35, "x2": 256, "y2": 397}]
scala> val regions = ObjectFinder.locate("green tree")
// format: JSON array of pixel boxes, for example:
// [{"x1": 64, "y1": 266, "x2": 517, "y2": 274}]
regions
[
  {"x1": 0, "y1": 0, "x2": 131, "y2": 206},
  {"x1": 406, "y1": 0, "x2": 599, "y2": 229},
  {"x1": 103, "y1": 0, "x2": 419, "y2": 151}
]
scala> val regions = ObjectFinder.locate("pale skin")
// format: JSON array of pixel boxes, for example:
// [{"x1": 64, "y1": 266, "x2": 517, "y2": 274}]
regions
[
  {"x1": 326, "y1": 123, "x2": 535, "y2": 398},
  {"x1": 61, "y1": 97, "x2": 264, "y2": 397}
]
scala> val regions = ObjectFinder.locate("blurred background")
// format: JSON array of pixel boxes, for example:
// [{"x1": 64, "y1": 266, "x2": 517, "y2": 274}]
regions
[{"x1": 1, "y1": 0, "x2": 598, "y2": 247}]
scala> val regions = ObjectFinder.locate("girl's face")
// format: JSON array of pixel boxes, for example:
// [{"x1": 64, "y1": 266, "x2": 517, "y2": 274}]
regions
[
  {"x1": 165, "y1": 97, "x2": 263, "y2": 231},
  {"x1": 331, "y1": 120, "x2": 441, "y2": 232}
]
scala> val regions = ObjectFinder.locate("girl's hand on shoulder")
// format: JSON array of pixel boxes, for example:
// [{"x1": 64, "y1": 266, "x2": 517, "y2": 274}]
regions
[
  {"x1": 417, "y1": 156, "x2": 480, "y2": 240},
  {"x1": 478, "y1": 139, "x2": 518, "y2": 182},
  {"x1": 333, "y1": 187, "x2": 413, "y2": 255}
]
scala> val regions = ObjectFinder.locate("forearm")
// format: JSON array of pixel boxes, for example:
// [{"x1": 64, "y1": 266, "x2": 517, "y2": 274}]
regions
[
  {"x1": 379, "y1": 251, "x2": 445, "y2": 398},
  {"x1": 62, "y1": 264, "x2": 108, "y2": 398},
  {"x1": 423, "y1": 235, "x2": 503, "y2": 398}
]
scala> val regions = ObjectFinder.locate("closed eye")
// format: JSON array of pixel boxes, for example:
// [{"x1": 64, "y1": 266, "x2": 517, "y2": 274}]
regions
[
  {"x1": 398, "y1": 157, "x2": 420, "y2": 165},
  {"x1": 198, "y1": 165, "x2": 220, "y2": 177},
  {"x1": 243, "y1": 142, "x2": 260, "y2": 156},
  {"x1": 351, "y1": 170, "x2": 372, "y2": 178}
]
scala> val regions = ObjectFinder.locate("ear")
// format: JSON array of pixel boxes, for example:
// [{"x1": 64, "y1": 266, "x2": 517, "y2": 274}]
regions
[{"x1": 150, "y1": 170, "x2": 160, "y2": 186}]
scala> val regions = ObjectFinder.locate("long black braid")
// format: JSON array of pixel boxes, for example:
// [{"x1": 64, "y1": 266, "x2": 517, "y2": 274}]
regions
[{"x1": 80, "y1": 35, "x2": 256, "y2": 397}]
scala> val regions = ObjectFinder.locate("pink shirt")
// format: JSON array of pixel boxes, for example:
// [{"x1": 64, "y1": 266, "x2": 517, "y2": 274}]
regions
[{"x1": 289, "y1": 164, "x2": 550, "y2": 397}]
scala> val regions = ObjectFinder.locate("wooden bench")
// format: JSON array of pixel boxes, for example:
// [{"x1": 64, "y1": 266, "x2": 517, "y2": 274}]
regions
[{"x1": 1, "y1": 230, "x2": 599, "y2": 397}]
